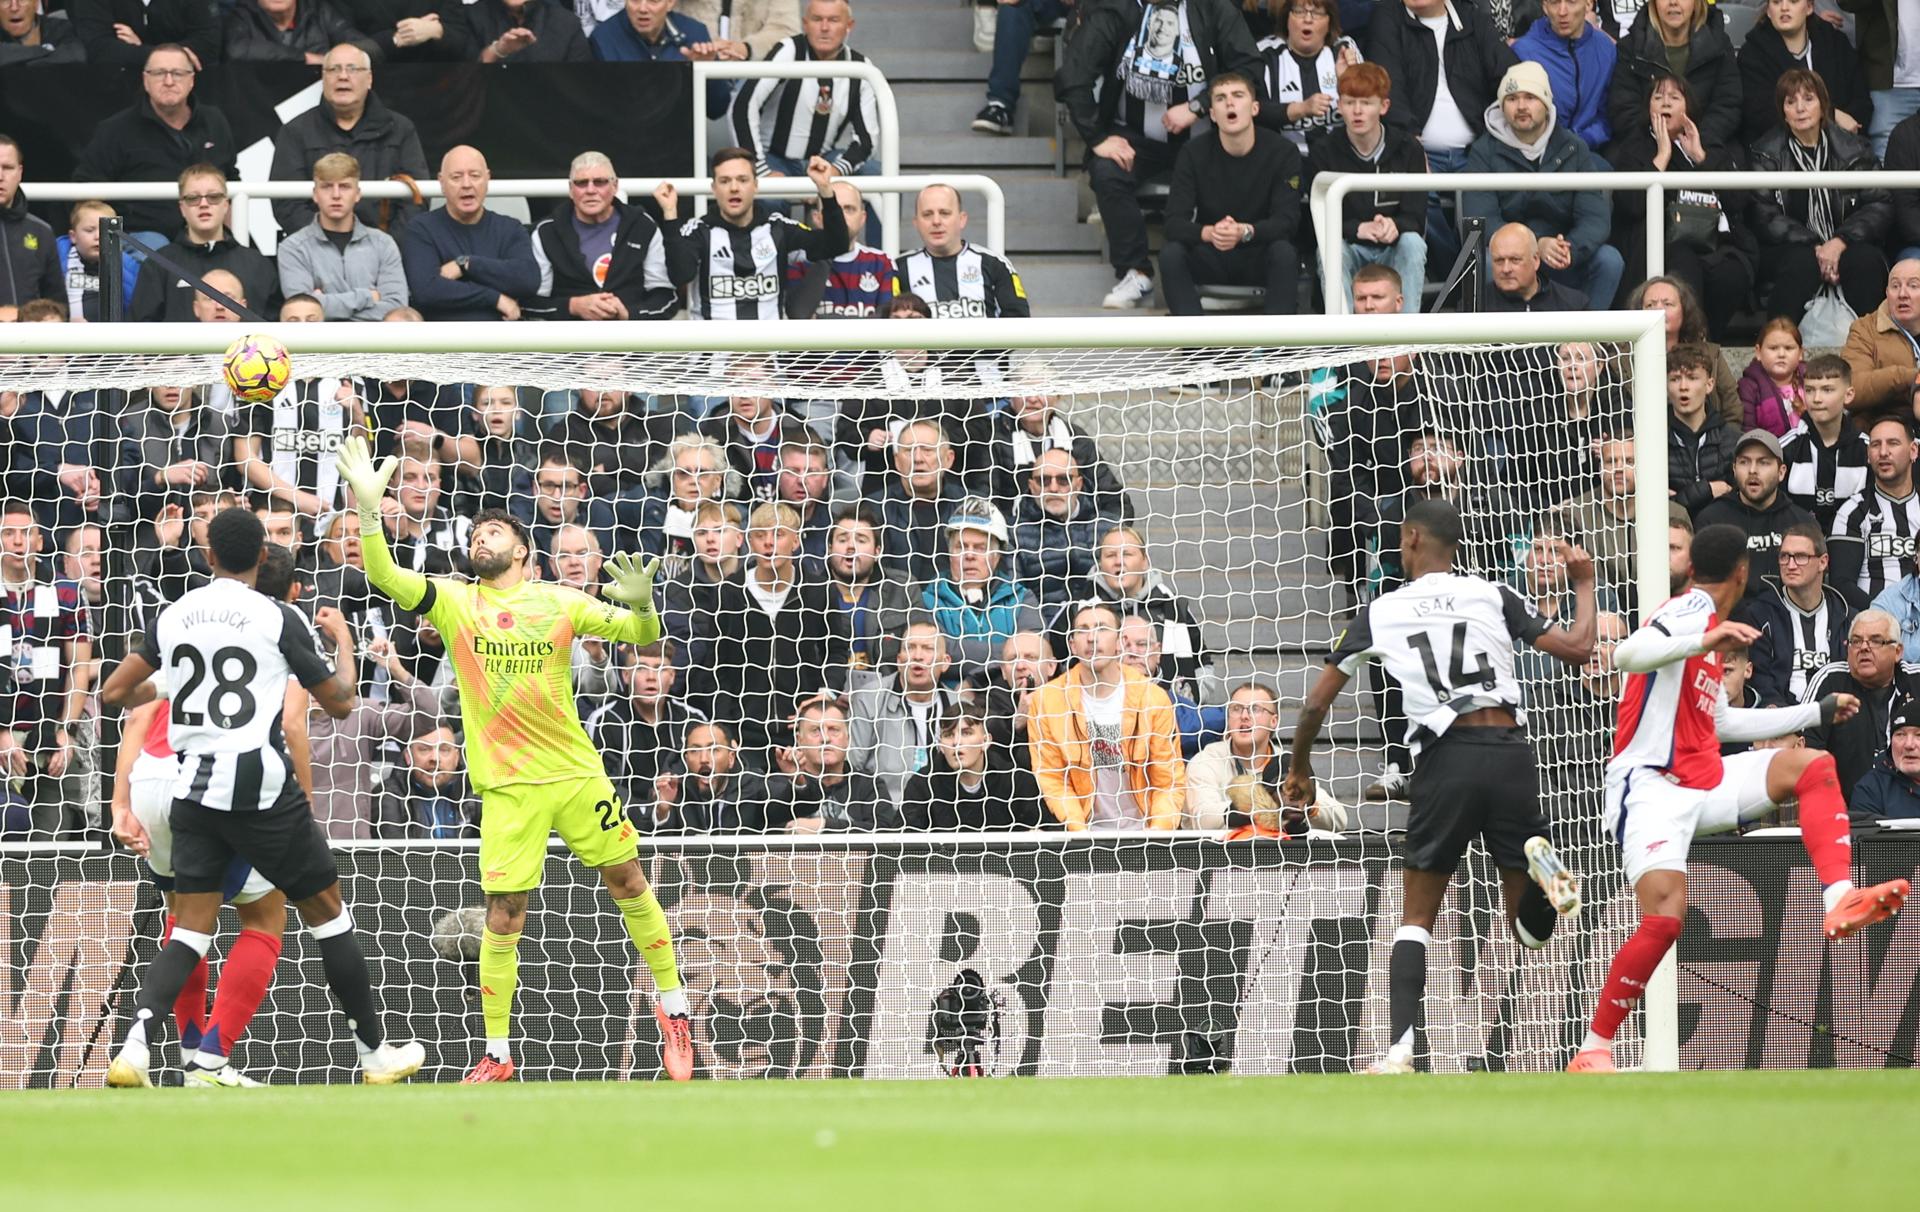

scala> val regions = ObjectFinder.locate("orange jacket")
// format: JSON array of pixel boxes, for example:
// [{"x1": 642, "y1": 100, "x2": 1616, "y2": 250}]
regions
[{"x1": 1026, "y1": 664, "x2": 1186, "y2": 830}]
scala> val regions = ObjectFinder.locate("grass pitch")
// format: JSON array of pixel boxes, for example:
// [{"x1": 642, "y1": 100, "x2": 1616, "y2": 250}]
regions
[{"x1": 5, "y1": 1071, "x2": 1913, "y2": 1210}]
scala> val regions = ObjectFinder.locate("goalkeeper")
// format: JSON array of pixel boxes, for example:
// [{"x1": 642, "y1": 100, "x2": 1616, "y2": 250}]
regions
[{"x1": 337, "y1": 435, "x2": 694, "y2": 1083}]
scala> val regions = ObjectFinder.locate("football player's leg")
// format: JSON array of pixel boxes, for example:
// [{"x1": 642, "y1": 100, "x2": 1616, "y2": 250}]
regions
[
  {"x1": 1378, "y1": 866, "x2": 1450, "y2": 1074},
  {"x1": 1753, "y1": 747, "x2": 1908, "y2": 937},
  {"x1": 1485, "y1": 746, "x2": 1574, "y2": 948},
  {"x1": 474, "y1": 786, "x2": 550, "y2": 1074},
  {"x1": 132, "y1": 784, "x2": 211, "y2": 1054},
  {"x1": 196, "y1": 888, "x2": 286, "y2": 1073}
]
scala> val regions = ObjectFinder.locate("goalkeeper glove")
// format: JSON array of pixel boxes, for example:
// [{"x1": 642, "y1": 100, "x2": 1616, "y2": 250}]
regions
[
  {"x1": 336, "y1": 434, "x2": 398, "y2": 525},
  {"x1": 602, "y1": 552, "x2": 662, "y2": 615}
]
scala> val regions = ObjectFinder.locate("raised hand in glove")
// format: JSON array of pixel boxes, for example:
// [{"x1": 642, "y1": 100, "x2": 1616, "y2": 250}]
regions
[
  {"x1": 601, "y1": 552, "x2": 662, "y2": 614},
  {"x1": 336, "y1": 434, "x2": 398, "y2": 517}
]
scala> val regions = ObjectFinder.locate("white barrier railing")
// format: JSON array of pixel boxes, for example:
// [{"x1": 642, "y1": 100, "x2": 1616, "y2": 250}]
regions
[
  {"x1": 25, "y1": 174, "x2": 999, "y2": 263},
  {"x1": 1311, "y1": 169, "x2": 1920, "y2": 314},
  {"x1": 691, "y1": 60, "x2": 903, "y2": 251}
]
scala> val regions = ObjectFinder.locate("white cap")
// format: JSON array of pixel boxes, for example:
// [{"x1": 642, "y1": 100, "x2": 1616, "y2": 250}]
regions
[{"x1": 946, "y1": 496, "x2": 1010, "y2": 544}]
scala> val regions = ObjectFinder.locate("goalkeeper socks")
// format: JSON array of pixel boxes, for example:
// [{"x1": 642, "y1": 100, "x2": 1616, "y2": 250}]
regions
[
  {"x1": 162, "y1": 916, "x2": 211, "y2": 1050},
  {"x1": 480, "y1": 928, "x2": 522, "y2": 1055},
  {"x1": 1387, "y1": 925, "x2": 1430, "y2": 1061},
  {"x1": 1513, "y1": 882, "x2": 1557, "y2": 950},
  {"x1": 614, "y1": 889, "x2": 684, "y2": 998},
  {"x1": 311, "y1": 912, "x2": 383, "y2": 1055},
  {"x1": 1589, "y1": 914, "x2": 1682, "y2": 1042},
  {"x1": 203, "y1": 928, "x2": 282, "y2": 1061},
  {"x1": 1792, "y1": 755, "x2": 1856, "y2": 897}
]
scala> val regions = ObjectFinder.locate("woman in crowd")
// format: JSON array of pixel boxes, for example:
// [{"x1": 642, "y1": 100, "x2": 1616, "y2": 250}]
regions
[
  {"x1": 1607, "y1": 73, "x2": 1755, "y2": 339},
  {"x1": 1626, "y1": 275, "x2": 1741, "y2": 427},
  {"x1": 1736, "y1": 0, "x2": 1870, "y2": 144},
  {"x1": 1745, "y1": 68, "x2": 1890, "y2": 325},
  {"x1": 1256, "y1": 0, "x2": 1361, "y2": 152},
  {"x1": 1609, "y1": 0, "x2": 1742, "y2": 152}
]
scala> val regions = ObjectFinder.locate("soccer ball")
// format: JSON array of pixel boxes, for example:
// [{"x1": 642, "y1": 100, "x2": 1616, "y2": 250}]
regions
[{"x1": 222, "y1": 334, "x2": 292, "y2": 403}]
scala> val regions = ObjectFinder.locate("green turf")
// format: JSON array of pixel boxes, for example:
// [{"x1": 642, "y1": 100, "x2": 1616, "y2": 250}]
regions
[{"x1": 4, "y1": 1072, "x2": 1914, "y2": 1210}]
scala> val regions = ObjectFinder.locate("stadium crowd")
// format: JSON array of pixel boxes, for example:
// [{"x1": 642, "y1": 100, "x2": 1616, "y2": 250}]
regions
[{"x1": 9, "y1": 0, "x2": 1920, "y2": 840}]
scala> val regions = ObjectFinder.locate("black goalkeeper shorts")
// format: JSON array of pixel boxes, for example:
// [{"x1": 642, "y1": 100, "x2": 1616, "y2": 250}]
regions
[{"x1": 1404, "y1": 726, "x2": 1545, "y2": 874}]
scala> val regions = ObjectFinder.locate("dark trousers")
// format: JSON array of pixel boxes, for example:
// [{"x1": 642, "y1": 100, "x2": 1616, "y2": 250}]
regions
[
  {"x1": 1160, "y1": 239, "x2": 1300, "y2": 315},
  {"x1": 1622, "y1": 233, "x2": 1754, "y2": 338},
  {"x1": 1764, "y1": 241, "x2": 1888, "y2": 322},
  {"x1": 1087, "y1": 133, "x2": 1181, "y2": 277}
]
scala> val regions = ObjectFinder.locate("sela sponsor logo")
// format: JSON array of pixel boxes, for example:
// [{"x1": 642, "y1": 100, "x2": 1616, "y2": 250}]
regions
[
  {"x1": 1866, "y1": 533, "x2": 1917, "y2": 560},
  {"x1": 712, "y1": 273, "x2": 780, "y2": 300},
  {"x1": 273, "y1": 428, "x2": 344, "y2": 455},
  {"x1": 929, "y1": 298, "x2": 987, "y2": 319}
]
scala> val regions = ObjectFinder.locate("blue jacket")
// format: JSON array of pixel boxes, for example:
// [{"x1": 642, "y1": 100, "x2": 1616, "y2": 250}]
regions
[
  {"x1": 1510, "y1": 18, "x2": 1616, "y2": 151},
  {"x1": 1849, "y1": 761, "x2": 1920, "y2": 821},
  {"x1": 922, "y1": 574, "x2": 1045, "y2": 684},
  {"x1": 589, "y1": 13, "x2": 732, "y2": 113},
  {"x1": 1170, "y1": 688, "x2": 1226, "y2": 759},
  {"x1": 397, "y1": 208, "x2": 540, "y2": 323},
  {"x1": 53, "y1": 234, "x2": 139, "y2": 320},
  {"x1": 1464, "y1": 115, "x2": 1613, "y2": 263}
]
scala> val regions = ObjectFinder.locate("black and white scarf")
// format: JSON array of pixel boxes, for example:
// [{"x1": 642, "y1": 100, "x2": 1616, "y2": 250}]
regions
[
  {"x1": 1784, "y1": 132, "x2": 1836, "y2": 241},
  {"x1": 1118, "y1": 0, "x2": 1201, "y2": 107}
]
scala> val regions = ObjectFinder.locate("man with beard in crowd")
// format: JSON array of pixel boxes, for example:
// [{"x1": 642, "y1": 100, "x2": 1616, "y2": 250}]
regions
[
  {"x1": 588, "y1": 639, "x2": 707, "y2": 827},
  {"x1": 821, "y1": 505, "x2": 914, "y2": 694},
  {"x1": 1694, "y1": 430, "x2": 1816, "y2": 597},
  {"x1": 651, "y1": 722, "x2": 755, "y2": 833}
]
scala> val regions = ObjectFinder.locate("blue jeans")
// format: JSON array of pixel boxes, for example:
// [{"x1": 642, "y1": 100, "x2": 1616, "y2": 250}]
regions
[
  {"x1": 986, "y1": 0, "x2": 1066, "y2": 110},
  {"x1": 1421, "y1": 145, "x2": 1470, "y2": 276},
  {"x1": 1544, "y1": 243, "x2": 1626, "y2": 310},
  {"x1": 1871, "y1": 88, "x2": 1920, "y2": 161},
  {"x1": 1340, "y1": 235, "x2": 1427, "y2": 312},
  {"x1": 766, "y1": 151, "x2": 882, "y2": 246}
]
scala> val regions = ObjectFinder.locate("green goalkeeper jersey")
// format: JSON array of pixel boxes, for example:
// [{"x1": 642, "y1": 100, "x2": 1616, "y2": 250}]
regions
[{"x1": 359, "y1": 526, "x2": 659, "y2": 791}]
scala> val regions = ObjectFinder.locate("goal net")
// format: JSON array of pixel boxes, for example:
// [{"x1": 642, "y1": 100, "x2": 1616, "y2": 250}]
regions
[{"x1": 0, "y1": 314, "x2": 1667, "y2": 1084}]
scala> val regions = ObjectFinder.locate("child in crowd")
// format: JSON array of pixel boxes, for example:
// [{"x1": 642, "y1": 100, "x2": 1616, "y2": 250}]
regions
[
  {"x1": 1779, "y1": 355, "x2": 1868, "y2": 532},
  {"x1": 1668, "y1": 343, "x2": 1736, "y2": 517},
  {"x1": 1740, "y1": 317, "x2": 1806, "y2": 437}
]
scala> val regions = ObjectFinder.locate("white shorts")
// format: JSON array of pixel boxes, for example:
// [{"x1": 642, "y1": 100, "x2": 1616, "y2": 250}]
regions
[
  {"x1": 1604, "y1": 750, "x2": 1779, "y2": 886},
  {"x1": 131, "y1": 770, "x2": 277, "y2": 905}
]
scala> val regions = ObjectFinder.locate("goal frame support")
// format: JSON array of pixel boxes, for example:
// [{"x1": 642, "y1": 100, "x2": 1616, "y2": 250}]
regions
[{"x1": 0, "y1": 311, "x2": 1676, "y2": 1071}]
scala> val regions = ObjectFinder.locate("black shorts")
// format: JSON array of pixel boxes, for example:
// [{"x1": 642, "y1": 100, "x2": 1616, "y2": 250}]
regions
[
  {"x1": 1404, "y1": 726, "x2": 1545, "y2": 874},
  {"x1": 169, "y1": 793, "x2": 338, "y2": 903}
]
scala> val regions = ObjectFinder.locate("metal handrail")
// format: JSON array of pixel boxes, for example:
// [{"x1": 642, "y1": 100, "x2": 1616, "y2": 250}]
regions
[{"x1": 1311, "y1": 168, "x2": 1920, "y2": 314}]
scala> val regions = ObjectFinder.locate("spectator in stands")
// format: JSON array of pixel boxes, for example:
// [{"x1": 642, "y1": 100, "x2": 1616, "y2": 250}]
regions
[
  {"x1": 1485, "y1": 223, "x2": 1588, "y2": 311},
  {"x1": 189, "y1": 267, "x2": 249, "y2": 324},
  {"x1": 1118, "y1": 612, "x2": 1222, "y2": 755},
  {"x1": 1742, "y1": 318, "x2": 1808, "y2": 437},
  {"x1": 55, "y1": 201, "x2": 138, "y2": 323},
  {"x1": 269, "y1": 44, "x2": 432, "y2": 236},
  {"x1": 820, "y1": 505, "x2": 912, "y2": 691},
  {"x1": 117, "y1": 385, "x2": 236, "y2": 522},
  {"x1": 848, "y1": 618, "x2": 962, "y2": 809},
  {"x1": 0, "y1": 0, "x2": 85, "y2": 66},
  {"x1": 62, "y1": 527, "x2": 106, "y2": 616},
  {"x1": 1087, "y1": 524, "x2": 1217, "y2": 705},
  {"x1": 374, "y1": 725, "x2": 477, "y2": 838},
  {"x1": 526, "y1": 453, "x2": 614, "y2": 564},
  {"x1": 1739, "y1": 0, "x2": 1871, "y2": 144},
  {"x1": 277, "y1": 153, "x2": 409, "y2": 322},
  {"x1": 1307, "y1": 63, "x2": 1428, "y2": 313},
  {"x1": 677, "y1": 0, "x2": 801, "y2": 61},
  {"x1": 708, "y1": 501, "x2": 847, "y2": 755},
  {"x1": 1159, "y1": 69, "x2": 1302, "y2": 316},
  {"x1": 892, "y1": 185, "x2": 1029, "y2": 319},
  {"x1": 457, "y1": 383, "x2": 536, "y2": 515},
  {"x1": 1512, "y1": 0, "x2": 1615, "y2": 151},
  {"x1": 453, "y1": 0, "x2": 592, "y2": 61},
  {"x1": 1782, "y1": 354, "x2": 1868, "y2": 532},
  {"x1": 75, "y1": 46, "x2": 235, "y2": 242},
  {"x1": 922, "y1": 496, "x2": 1044, "y2": 684},
  {"x1": 731, "y1": 0, "x2": 878, "y2": 199},
  {"x1": 400, "y1": 145, "x2": 540, "y2": 322},
  {"x1": 587, "y1": 639, "x2": 705, "y2": 823},
  {"x1": 1466, "y1": 64, "x2": 1623, "y2": 312},
  {"x1": 1321, "y1": 265, "x2": 1417, "y2": 605},
  {"x1": 1737, "y1": 521, "x2": 1856, "y2": 703},
  {"x1": 0, "y1": 136, "x2": 59, "y2": 313},
  {"x1": 1848, "y1": 698, "x2": 1920, "y2": 820},
  {"x1": 1056, "y1": 0, "x2": 1262, "y2": 310},
  {"x1": 1609, "y1": 78, "x2": 1754, "y2": 341},
  {"x1": 6, "y1": 369, "x2": 121, "y2": 541},
  {"x1": 1839, "y1": 0, "x2": 1918, "y2": 157},
  {"x1": 0, "y1": 500, "x2": 91, "y2": 838},
  {"x1": 962, "y1": 627, "x2": 1055, "y2": 763},
  {"x1": 659, "y1": 499, "x2": 743, "y2": 716},
  {"x1": 1842, "y1": 259, "x2": 1920, "y2": 416},
  {"x1": 1609, "y1": 0, "x2": 1741, "y2": 152},
  {"x1": 130, "y1": 166, "x2": 281, "y2": 323},
  {"x1": 548, "y1": 388, "x2": 672, "y2": 505},
  {"x1": 973, "y1": 0, "x2": 1068, "y2": 136},
  {"x1": 784, "y1": 182, "x2": 890, "y2": 319},
  {"x1": 1543, "y1": 435, "x2": 1638, "y2": 605},
  {"x1": 900, "y1": 707, "x2": 1045, "y2": 830},
  {"x1": 1366, "y1": 0, "x2": 1517, "y2": 269},
  {"x1": 1694, "y1": 429, "x2": 1817, "y2": 592},
  {"x1": 1667, "y1": 343, "x2": 1737, "y2": 518},
  {"x1": 234, "y1": 367, "x2": 363, "y2": 527},
  {"x1": 1830, "y1": 415, "x2": 1920, "y2": 601},
  {"x1": 774, "y1": 430, "x2": 852, "y2": 559},
  {"x1": 649, "y1": 722, "x2": 757, "y2": 833},
  {"x1": 879, "y1": 418, "x2": 967, "y2": 585},
  {"x1": 658, "y1": 151, "x2": 846, "y2": 321},
  {"x1": 1630, "y1": 275, "x2": 1741, "y2": 425},
  {"x1": 746, "y1": 695, "x2": 892, "y2": 831},
  {"x1": 527, "y1": 151, "x2": 677, "y2": 322},
  {"x1": 589, "y1": 0, "x2": 734, "y2": 110},
  {"x1": 639, "y1": 433, "x2": 742, "y2": 564},
  {"x1": 68, "y1": 0, "x2": 217, "y2": 68},
  {"x1": 1803, "y1": 607, "x2": 1920, "y2": 796},
  {"x1": 1187, "y1": 681, "x2": 1348, "y2": 831},
  {"x1": 1888, "y1": 113, "x2": 1920, "y2": 262},
  {"x1": 1012, "y1": 448, "x2": 1120, "y2": 610},
  {"x1": 1028, "y1": 600, "x2": 1185, "y2": 830},
  {"x1": 386, "y1": 449, "x2": 473, "y2": 574},
  {"x1": 1254, "y1": 0, "x2": 1360, "y2": 152},
  {"x1": 988, "y1": 367, "x2": 1131, "y2": 522},
  {"x1": 1747, "y1": 69, "x2": 1892, "y2": 325},
  {"x1": 226, "y1": 0, "x2": 379, "y2": 62},
  {"x1": 343, "y1": 0, "x2": 462, "y2": 62},
  {"x1": 699, "y1": 373, "x2": 789, "y2": 498}
]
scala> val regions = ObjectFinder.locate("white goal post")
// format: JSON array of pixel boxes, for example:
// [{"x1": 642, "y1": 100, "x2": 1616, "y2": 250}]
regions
[{"x1": 0, "y1": 312, "x2": 1678, "y2": 1080}]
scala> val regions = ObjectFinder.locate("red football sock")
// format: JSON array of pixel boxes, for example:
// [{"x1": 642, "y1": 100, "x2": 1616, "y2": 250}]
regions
[
  {"x1": 1793, "y1": 753, "x2": 1854, "y2": 889},
  {"x1": 163, "y1": 915, "x2": 210, "y2": 1042},
  {"x1": 205, "y1": 929, "x2": 283, "y2": 1057},
  {"x1": 1589, "y1": 915, "x2": 1682, "y2": 1042}
]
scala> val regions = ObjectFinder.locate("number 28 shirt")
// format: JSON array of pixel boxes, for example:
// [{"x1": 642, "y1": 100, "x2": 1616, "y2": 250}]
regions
[{"x1": 1331, "y1": 571, "x2": 1546, "y2": 757}]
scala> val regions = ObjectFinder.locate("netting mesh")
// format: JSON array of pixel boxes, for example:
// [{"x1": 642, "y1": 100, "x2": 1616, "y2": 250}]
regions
[{"x1": 0, "y1": 335, "x2": 1646, "y2": 1083}]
